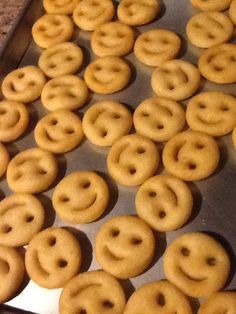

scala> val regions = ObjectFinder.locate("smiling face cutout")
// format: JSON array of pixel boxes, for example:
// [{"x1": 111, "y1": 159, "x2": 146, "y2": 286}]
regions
[
  {"x1": 133, "y1": 97, "x2": 185, "y2": 142},
  {"x1": 0, "y1": 143, "x2": 9, "y2": 178},
  {"x1": 43, "y1": 0, "x2": 79, "y2": 14},
  {"x1": 198, "y1": 44, "x2": 236, "y2": 84},
  {"x1": 163, "y1": 232, "x2": 231, "y2": 298},
  {"x1": 0, "y1": 193, "x2": 45, "y2": 247},
  {"x1": 95, "y1": 215, "x2": 155, "y2": 279},
  {"x1": 91, "y1": 22, "x2": 134, "y2": 57},
  {"x1": 118, "y1": 0, "x2": 160, "y2": 26},
  {"x1": 134, "y1": 29, "x2": 181, "y2": 67},
  {"x1": 163, "y1": 130, "x2": 220, "y2": 181},
  {"x1": 73, "y1": 0, "x2": 115, "y2": 31},
  {"x1": 35, "y1": 109, "x2": 83, "y2": 154},
  {"x1": 52, "y1": 171, "x2": 109, "y2": 223},
  {"x1": 0, "y1": 100, "x2": 29, "y2": 142},
  {"x1": 107, "y1": 134, "x2": 160, "y2": 186},
  {"x1": 151, "y1": 59, "x2": 201, "y2": 101},
  {"x1": 124, "y1": 280, "x2": 192, "y2": 314},
  {"x1": 32, "y1": 13, "x2": 73, "y2": 49},
  {"x1": 2, "y1": 66, "x2": 46, "y2": 103},
  {"x1": 186, "y1": 12, "x2": 233, "y2": 49},
  {"x1": 198, "y1": 291, "x2": 236, "y2": 314},
  {"x1": 60, "y1": 271, "x2": 126, "y2": 314},
  {"x1": 82, "y1": 101, "x2": 133, "y2": 147},
  {"x1": 6, "y1": 147, "x2": 58, "y2": 194},
  {"x1": 191, "y1": 0, "x2": 232, "y2": 11},
  {"x1": 25, "y1": 227, "x2": 81, "y2": 288},
  {"x1": 41, "y1": 75, "x2": 88, "y2": 111},
  {"x1": 0, "y1": 245, "x2": 25, "y2": 304},
  {"x1": 38, "y1": 42, "x2": 83, "y2": 78},
  {"x1": 186, "y1": 91, "x2": 236, "y2": 137},
  {"x1": 135, "y1": 175, "x2": 193, "y2": 232},
  {"x1": 84, "y1": 56, "x2": 131, "y2": 94}
]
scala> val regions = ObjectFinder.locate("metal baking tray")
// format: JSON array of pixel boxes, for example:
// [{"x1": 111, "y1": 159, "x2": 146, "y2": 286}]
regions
[{"x1": 0, "y1": 0, "x2": 235, "y2": 313}]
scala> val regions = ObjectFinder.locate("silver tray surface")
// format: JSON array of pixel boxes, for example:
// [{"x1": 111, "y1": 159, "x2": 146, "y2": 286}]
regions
[{"x1": 0, "y1": 0, "x2": 235, "y2": 313}]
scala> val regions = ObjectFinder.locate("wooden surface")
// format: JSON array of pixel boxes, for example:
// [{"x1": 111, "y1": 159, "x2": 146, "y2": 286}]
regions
[{"x1": 0, "y1": 0, "x2": 27, "y2": 47}]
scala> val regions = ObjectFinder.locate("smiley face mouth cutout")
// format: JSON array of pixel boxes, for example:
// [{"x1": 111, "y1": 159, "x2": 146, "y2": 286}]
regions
[
  {"x1": 43, "y1": 30, "x2": 63, "y2": 39},
  {"x1": 71, "y1": 283, "x2": 101, "y2": 298},
  {"x1": 33, "y1": 251, "x2": 50, "y2": 277},
  {"x1": 45, "y1": 130, "x2": 61, "y2": 143},
  {"x1": 179, "y1": 266, "x2": 207, "y2": 282},
  {"x1": 92, "y1": 73, "x2": 114, "y2": 85},
  {"x1": 98, "y1": 40, "x2": 120, "y2": 49},
  {"x1": 80, "y1": 8, "x2": 106, "y2": 19},
  {"x1": 197, "y1": 115, "x2": 223, "y2": 125},
  {"x1": 104, "y1": 246, "x2": 124, "y2": 261},
  {"x1": 72, "y1": 194, "x2": 97, "y2": 211},
  {"x1": 0, "y1": 112, "x2": 20, "y2": 129},
  {"x1": 143, "y1": 47, "x2": 167, "y2": 55}
]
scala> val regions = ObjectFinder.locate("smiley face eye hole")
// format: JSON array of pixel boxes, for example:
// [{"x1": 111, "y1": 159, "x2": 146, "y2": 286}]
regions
[
  {"x1": 157, "y1": 124, "x2": 164, "y2": 130},
  {"x1": 188, "y1": 162, "x2": 197, "y2": 170},
  {"x1": 214, "y1": 65, "x2": 223, "y2": 72},
  {"x1": 38, "y1": 25, "x2": 46, "y2": 32},
  {"x1": 91, "y1": 1, "x2": 99, "y2": 6},
  {"x1": 230, "y1": 55, "x2": 236, "y2": 62},
  {"x1": 156, "y1": 293, "x2": 165, "y2": 306},
  {"x1": 117, "y1": 32, "x2": 125, "y2": 38},
  {"x1": 137, "y1": 147, "x2": 145, "y2": 154},
  {"x1": 129, "y1": 167, "x2": 136, "y2": 175},
  {"x1": 95, "y1": 65, "x2": 102, "y2": 71},
  {"x1": 131, "y1": 237, "x2": 142, "y2": 245},
  {"x1": 0, "y1": 108, "x2": 7, "y2": 115},
  {"x1": 141, "y1": 111, "x2": 149, "y2": 117},
  {"x1": 66, "y1": 56, "x2": 73, "y2": 62},
  {"x1": 29, "y1": 81, "x2": 36, "y2": 86},
  {"x1": 59, "y1": 195, "x2": 70, "y2": 202},
  {"x1": 48, "y1": 94, "x2": 55, "y2": 99},
  {"x1": 1, "y1": 225, "x2": 12, "y2": 233},
  {"x1": 48, "y1": 237, "x2": 57, "y2": 246},
  {"x1": 112, "y1": 67, "x2": 120, "y2": 73},
  {"x1": 221, "y1": 105, "x2": 229, "y2": 111},
  {"x1": 102, "y1": 300, "x2": 114, "y2": 309},
  {"x1": 113, "y1": 113, "x2": 121, "y2": 119},
  {"x1": 49, "y1": 63, "x2": 56, "y2": 69},
  {"x1": 193, "y1": 22, "x2": 201, "y2": 28},
  {"x1": 168, "y1": 83, "x2": 175, "y2": 90},
  {"x1": 51, "y1": 118, "x2": 58, "y2": 125},
  {"x1": 207, "y1": 257, "x2": 216, "y2": 266},
  {"x1": 58, "y1": 258, "x2": 68, "y2": 268},
  {"x1": 25, "y1": 215, "x2": 34, "y2": 223},
  {"x1": 110, "y1": 229, "x2": 120, "y2": 237},
  {"x1": 0, "y1": 259, "x2": 10, "y2": 274},
  {"x1": 18, "y1": 72, "x2": 25, "y2": 79},
  {"x1": 196, "y1": 143, "x2": 204, "y2": 149},
  {"x1": 65, "y1": 127, "x2": 75, "y2": 134},
  {"x1": 159, "y1": 211, "x2": 166, "y2": 219},
  {"x1": 161, "y1": 38, "x2": 169, "y2": 45},
  {"x1": 13, "y1": 172, "x2": 23, "y2": 180},
  {"x1": 198, "y1": 103, "x2": 206, "y2": 109},
  {"x1": 100, "y1": 31, "x2": 106, "y2": 36},
  {"x1": 181, "y1": 247, "x2": 190, "y2": 256},
  {"x1": 38, "y1": 168, "x2": 47, "y2": 175},
  {"x1": 207, "y1": 33, "x2": 215, "y2": 40},
  {"x1": 53, "y1": 19, "x2": 61, "y2": 26},
  {"x1": 144, "y1": 37, "x2": 151, "y2": 42},
  {"x1": 149, "y1": 191, "x2": 157, "y2": 198},
  {"x1": 101, "y1": 129, "x2": 108, "y2": 137},
  {"x1": 79, "y1": 310, "x2": 87, "y2": 314},
  {"x1": 81, "y1": 181, "x2": 91, "y2": 189}
]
